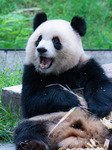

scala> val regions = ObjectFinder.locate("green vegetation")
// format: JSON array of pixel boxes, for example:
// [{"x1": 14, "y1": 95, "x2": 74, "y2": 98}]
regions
[
  {"x1": 0, "y1": 0, "x2": 112, "y2": 49},
  {"x1": 0, "y1": 66, "x2": 22, "y2": 142},
  {"x1": 0, "y1": 0, "x2": 112, "y2": 143}
]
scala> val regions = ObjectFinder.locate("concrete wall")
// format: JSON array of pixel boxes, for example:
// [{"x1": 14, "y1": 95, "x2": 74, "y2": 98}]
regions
[
  {"x1": 0, "y1": 50, "x2": 25, "y2": 72},
  {"x1": 0, "y1": 49, "x2": 112, "y2": 72}
]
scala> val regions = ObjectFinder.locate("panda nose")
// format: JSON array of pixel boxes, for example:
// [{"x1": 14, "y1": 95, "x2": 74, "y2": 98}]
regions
[{"x1": 37, "y1": 48, "x2": 47, "y2": 54}]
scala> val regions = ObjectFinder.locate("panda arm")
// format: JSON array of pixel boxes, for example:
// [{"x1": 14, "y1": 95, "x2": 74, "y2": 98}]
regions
[
  {"x1": 22, "y1": 85, "x2": 79, "y2": 118},
  {"x1": 79, "y1": 58, "x2": 112, "y2": 117},
  {"x1": 21, "y1": 65, "x2": 79, "y2": 118}
]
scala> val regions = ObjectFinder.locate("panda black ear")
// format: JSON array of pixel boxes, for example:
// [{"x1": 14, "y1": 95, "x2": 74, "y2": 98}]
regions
[
  {"x1": 33, "y1": 12, "x2": 47, "y2": 31},
  {"x1": 71, "y1": 16, "x2": 87, "y2": 36}
]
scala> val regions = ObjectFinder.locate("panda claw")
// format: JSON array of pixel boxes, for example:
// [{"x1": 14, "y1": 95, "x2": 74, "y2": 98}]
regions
[
  {"x1": 18, "y1": 140, "x2": 48, "y2": 150},
  {"x1": 18, "y1": 140, "x2": 32, "y2": 150}
]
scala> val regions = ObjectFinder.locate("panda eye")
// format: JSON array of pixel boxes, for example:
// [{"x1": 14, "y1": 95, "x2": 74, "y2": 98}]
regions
[
  {"x1": 52, "y1": 37, "x2": 62, "y2": 50},
  {"x1": 35, "y1": 35, "x2": 42, "y2": 47}
]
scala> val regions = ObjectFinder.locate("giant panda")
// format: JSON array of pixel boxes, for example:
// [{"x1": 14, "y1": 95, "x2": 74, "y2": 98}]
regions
[
  {"x1": 22, "y1": 12, "x2": 112, "y2": 118},
  {"x1": 14, "y1": 108, "x2": 112, "y2": 150}
]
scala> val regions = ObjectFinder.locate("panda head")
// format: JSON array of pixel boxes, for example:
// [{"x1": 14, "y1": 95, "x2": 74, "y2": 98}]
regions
[{"x1": 25, "y1": 12, "x2": 88, "y2": 74}]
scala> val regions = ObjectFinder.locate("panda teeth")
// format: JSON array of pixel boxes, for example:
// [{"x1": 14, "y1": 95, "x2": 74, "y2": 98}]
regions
[{"x1": 40, "y1": 56, "x2": 53, "y2": 69}]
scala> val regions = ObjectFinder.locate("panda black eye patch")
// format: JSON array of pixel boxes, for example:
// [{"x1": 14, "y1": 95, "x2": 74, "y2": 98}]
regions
[
  {"x1": 52, "y1": 37, "x2": 62, "y2": 50},
  {"x1": 35, "y1": 35, "x2": 42, "y2": 47}
]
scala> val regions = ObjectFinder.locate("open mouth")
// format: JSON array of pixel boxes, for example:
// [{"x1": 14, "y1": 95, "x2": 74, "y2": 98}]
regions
[{"x1": 39, "y1": 56, "x2": 54, "y2": 69}]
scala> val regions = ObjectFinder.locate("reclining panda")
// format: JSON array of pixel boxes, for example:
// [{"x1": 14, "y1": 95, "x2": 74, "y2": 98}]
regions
[{"x1": 14, "y1": 12, "x2": 112, "y2": 150}]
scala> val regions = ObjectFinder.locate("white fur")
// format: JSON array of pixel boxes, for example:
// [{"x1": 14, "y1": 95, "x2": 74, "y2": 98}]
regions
[{"x1": 25, "y1": 19, "x2": 88, "y2": 74}]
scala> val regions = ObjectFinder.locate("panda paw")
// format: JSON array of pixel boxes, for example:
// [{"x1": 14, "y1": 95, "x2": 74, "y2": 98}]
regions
[
  {"x1": 18, "y1": 140, "x2": 48, "y2": 150},
  {"x1": 88, "y1": 102, "x2": 111, "y2": 118}
]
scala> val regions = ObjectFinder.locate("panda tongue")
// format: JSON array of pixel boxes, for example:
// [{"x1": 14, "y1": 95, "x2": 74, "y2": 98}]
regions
[{"x1": 40, "y1": 57, "x2": 52, "y2": 69}]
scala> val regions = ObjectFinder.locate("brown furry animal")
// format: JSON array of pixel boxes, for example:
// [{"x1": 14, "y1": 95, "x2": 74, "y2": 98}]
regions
[{"x1": 14, "y1": 108, "x2": 112, "y2": 150}]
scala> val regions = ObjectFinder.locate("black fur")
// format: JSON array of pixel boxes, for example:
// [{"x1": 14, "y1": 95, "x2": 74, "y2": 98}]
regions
[
  {"x1": 21, "y1": 64, "x2": 79, "y2": 118},
  {"x1": 35, "y1": 35, "x2": 42, "y2": 47},
  {"x1": 71, "y1": 16, "x2": 87, "y2": 36},
  {"x1": 22, "y1": 58, "x2": 112, "y2": 118},
  {"x1": 52, "y1": 37, "x2": 62, "y2": 50},
  {"x1": 14, "y1": 120, "x2": 49, "y2": 150},
  {"x1": 33, "y1": 12, "x2": 47, "y2": 31}
]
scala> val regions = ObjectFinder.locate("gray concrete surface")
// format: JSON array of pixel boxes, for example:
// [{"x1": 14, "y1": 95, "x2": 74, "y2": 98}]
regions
[
  {"x1": 1, "y1": 85, "x2": 22, "y2": 117},
  {"x1": 0, "y1": 143, "x2": 15, "y2": 150},
  {"x1": 0, "y1": 50, "x2": 112, "y2": 72},
  {"x1": 0, "y1": 50, "x2": 25, "y2": 72}
]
